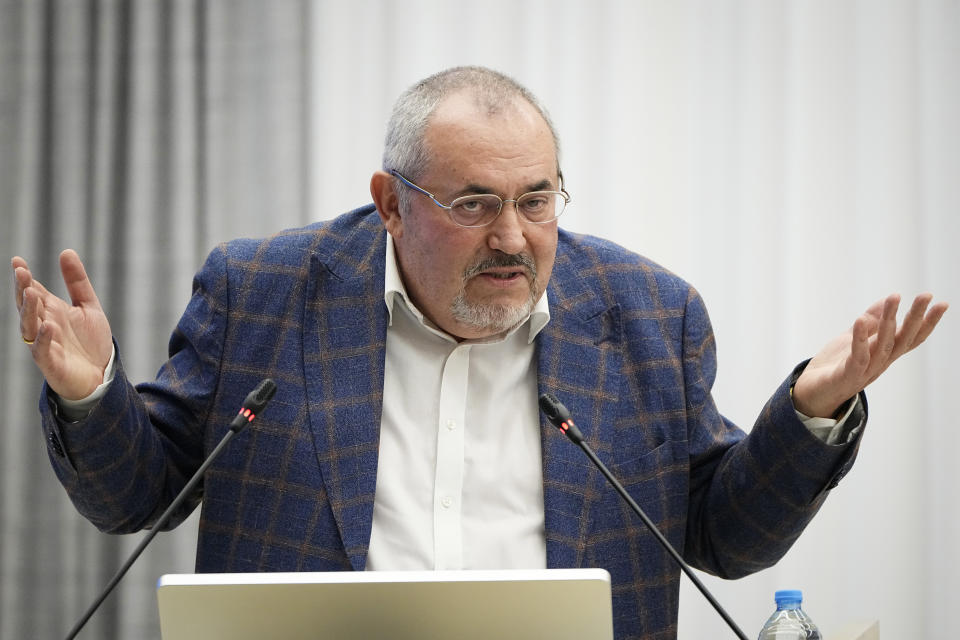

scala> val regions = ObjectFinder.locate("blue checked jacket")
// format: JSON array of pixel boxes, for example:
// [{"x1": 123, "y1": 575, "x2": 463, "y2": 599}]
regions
[{"x1": 40, "y1": 205, "x2": 864, "y2": 639}]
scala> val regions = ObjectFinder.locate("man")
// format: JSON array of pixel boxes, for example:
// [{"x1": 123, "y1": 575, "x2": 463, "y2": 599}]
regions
[{"x1": 11, "y1": 67, "x2": 947, "y2": 638}]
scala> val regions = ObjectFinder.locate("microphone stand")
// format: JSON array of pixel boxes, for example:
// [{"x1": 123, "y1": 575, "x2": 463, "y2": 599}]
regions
[
  {"x1": 539, "y1": 393, "x2": 750, "y2": 640},
  {"x1": 64, "y1": 379, "x2": 277, "y2": 640}
]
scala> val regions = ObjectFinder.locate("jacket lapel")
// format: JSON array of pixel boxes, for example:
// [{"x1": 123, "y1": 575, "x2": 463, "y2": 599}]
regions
[
  {"x1": 302, "y1": 212, "x2": 388, "y2": 571},
  {"x1": 537, "y1": 242, "x2": 623, "y2": 568}
]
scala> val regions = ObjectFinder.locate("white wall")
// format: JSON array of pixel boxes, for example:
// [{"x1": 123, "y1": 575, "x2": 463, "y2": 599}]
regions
[{"x1": 309, "y1": 1, "x2": 959, "y2": 637}]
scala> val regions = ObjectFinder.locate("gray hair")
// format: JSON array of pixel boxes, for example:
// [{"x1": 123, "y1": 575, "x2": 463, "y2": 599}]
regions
[{"x1": 382, "y1": 66, "x2": 561, "y2": 212}]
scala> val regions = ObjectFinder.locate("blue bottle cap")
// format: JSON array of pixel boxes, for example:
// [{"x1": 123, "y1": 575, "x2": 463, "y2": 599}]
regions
[{"x1": 774, "y1": 589, "x2": 803, "y2": 606}]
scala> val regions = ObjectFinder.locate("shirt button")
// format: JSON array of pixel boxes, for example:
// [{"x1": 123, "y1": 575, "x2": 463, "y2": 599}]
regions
[
  {"x1": 441, "y1": 496, "x2": 453, "y2": 508},
  {"x1": 446, "y1": 419, "x2": 456, "y2": 431}
]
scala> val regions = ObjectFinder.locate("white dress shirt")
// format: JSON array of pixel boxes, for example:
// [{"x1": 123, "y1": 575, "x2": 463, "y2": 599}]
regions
[{"x1": 365, "y1": 237, "x2": 551, "y2": 571}]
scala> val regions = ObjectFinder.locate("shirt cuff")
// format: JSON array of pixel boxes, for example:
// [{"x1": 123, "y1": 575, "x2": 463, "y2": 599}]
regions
[
  {"x1": 54, "y1": 346, "x2": 117, "y2": 422},
  {"x1": 795, "y1": 394, "x2": 862, "y2": 446}
]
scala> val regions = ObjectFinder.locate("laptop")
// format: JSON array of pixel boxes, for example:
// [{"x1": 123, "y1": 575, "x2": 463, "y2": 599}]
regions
[{"x1": 157, "y1": 568, "x2": 613, "y2": 639}]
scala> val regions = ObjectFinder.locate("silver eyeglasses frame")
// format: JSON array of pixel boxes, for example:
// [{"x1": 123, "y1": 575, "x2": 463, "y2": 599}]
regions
[{"x1": 389, "y1": 169, "x2": 571, "y2": 228}]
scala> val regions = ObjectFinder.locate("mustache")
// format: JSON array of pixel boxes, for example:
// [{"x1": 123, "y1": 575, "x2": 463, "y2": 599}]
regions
[{"x1": 463, "y1": 253, "x2": 537, "y2": 280}]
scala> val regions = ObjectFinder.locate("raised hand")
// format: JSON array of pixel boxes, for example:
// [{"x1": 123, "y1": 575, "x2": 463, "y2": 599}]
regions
[
  {"x1": 792, "y1": 293, "x2": 948, "y2": 419},
  {"x1": 12, "y1": 250, "x2": 114, "y2": 401}
]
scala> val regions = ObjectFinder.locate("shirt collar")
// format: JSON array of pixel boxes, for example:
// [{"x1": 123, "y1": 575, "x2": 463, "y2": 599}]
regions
[{"x1": 384, "y1": 234, "x2": 550, "y2": 345}]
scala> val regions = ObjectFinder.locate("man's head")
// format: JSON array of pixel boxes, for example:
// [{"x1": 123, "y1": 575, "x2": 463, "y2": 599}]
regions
[
  {"x1": 371, "y1": 66, "x2": 564, "y2": 341},
  {"x1": 382, "y1": 66, "x2": 561, "y2": 182}
]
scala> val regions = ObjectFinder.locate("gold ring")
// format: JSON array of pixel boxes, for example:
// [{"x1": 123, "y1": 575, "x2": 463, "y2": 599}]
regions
[{"x1": 22, "y1": 336, "x2": 34, "y2": 345}]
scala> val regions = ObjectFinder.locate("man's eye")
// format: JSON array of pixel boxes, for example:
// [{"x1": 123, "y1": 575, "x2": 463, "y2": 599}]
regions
[
  {"x1": 522, "y1": 196, "x2": 549, "y2": 211},
  {"x1": 458, "y1": 199, "x2": 486, "y2": 212}
]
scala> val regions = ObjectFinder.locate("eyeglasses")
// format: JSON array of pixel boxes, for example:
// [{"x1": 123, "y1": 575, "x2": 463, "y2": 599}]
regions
[{"x1": 389, "y1": 169, "x2": 571, "y2": 228}]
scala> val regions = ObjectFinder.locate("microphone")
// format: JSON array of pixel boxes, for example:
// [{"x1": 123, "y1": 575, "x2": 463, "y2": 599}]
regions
[
  {"x1": 64, "y1": 378, "x2": 278, "y2": 640},
  {"x1": 538, "y1": 393, "x2": 749, "y2": 640},
  {"x1": 230, "y1": 377, "x2": 278, "y2": 431}
]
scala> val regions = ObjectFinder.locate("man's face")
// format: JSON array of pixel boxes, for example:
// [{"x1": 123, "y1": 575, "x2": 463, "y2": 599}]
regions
[{"x1": 379, "y1": 92, "x2": 560, "y2": 341}]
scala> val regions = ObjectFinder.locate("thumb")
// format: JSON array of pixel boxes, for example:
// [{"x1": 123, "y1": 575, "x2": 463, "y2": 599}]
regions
[{"x1": 59, "y1": 249, "x2": 102, "y2": 309}]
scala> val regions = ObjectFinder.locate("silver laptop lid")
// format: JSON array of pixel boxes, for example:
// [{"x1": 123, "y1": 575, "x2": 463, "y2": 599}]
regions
[{"x1": 158, "y1": 568, "x2": 613, "y2": 640}]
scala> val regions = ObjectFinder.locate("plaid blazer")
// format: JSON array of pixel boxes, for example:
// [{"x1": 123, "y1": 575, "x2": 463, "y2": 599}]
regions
[{"x1": 41, "y1": 205, "x2": 863, "y2": 639}]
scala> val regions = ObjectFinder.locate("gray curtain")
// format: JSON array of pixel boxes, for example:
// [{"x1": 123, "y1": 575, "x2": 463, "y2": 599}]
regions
[{"x1": 0, "y1": 1, "x2": 311, "y2": 636}]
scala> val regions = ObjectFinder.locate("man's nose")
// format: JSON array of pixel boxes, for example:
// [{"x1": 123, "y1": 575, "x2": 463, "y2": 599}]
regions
[{"x1": 486, "y1": 201, "x2": 526, "y2": 254}]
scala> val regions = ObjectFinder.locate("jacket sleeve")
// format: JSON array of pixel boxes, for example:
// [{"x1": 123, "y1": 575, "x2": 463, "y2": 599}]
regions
[
  {"x1": 680, "y1": 288, "x2": 865, "y2": 578},
  {"x1": 39, "y1": 244, "x2": 229, "y2": 534}
]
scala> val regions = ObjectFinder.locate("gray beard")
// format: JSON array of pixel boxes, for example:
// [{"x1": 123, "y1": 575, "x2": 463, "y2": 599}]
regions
[
  {"x1": 449, "y1": 288, "x2": 537, "y2": 335},
  {"x1": 449, "y1": 252, "x2": 539, "y2": 335}
]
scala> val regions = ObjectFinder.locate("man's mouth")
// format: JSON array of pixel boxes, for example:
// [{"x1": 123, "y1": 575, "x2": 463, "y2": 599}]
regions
[
  {"x1": 464, "y1": 255, "x2": 537, "y2": 283},
  {"x1": 482, "y1": 269, "x2": 525, "y2": 280}
]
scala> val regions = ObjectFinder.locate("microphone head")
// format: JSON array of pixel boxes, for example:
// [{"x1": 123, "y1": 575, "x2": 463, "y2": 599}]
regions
[
  {"x1": 539, "y1": 393, "x2": 584, "y2": 443},
  {"x1": 538, "y1": 393, "x2": 570, "y2": 426},
  {"x1": 242, "y1": 378, "x2": 277, "y2": 413}
]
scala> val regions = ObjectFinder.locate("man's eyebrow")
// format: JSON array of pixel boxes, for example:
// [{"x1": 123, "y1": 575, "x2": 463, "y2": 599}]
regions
[
  {"x1": 458, "y1": 183, "x2": 496, "y2": 196},
  {"x1": 526, "y1": 179, "x2": 554, "y2": 192},
  {"x1": 456, "y1": 179, "x2": 556, "y2": 197}
]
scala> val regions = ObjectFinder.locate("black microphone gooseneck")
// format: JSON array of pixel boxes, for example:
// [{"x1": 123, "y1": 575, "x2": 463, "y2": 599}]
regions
[
  {"x1": 64, "y1": 379, "x2": 278, "y2": 640},
  {"x1": 538, "y1": 393, "x2": 749, "y2": 640}
]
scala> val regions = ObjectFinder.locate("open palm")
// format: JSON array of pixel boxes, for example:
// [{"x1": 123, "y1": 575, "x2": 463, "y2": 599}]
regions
[
  {"x1": 793, "y1": 293, "x2": 948, "y2": 418},
  {"x1": 12, "y1": 250, "x2": 114, "y2": 401}
]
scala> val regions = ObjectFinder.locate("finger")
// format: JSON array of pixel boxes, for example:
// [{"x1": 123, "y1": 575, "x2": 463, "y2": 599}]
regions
[
  {"x1": 12, "y1": 256, "x2": 33, "y2": 309},
  {"x1": 14, "y1": 265, "x2": 55, "y2": 311},
  {"x1": 59, "y1": 249, "x2": 101, "y2": 309},
  {"x1": 861, "y1": 296, "x2": 887, "y2": 324},
  {"x1": 869, "y1": 293, "x2": 900, "y2": 367},
  {"x1": 857, "y1": 312, "x2": 880, "y2": 339},
  {"x1": 29, "y1": 311, "x2": 59, "y2": 370},
  {"x1": 852, "y1": 296, "x2": 886, "y2": 338},
  {"x1": 909, "y1": 300, "x2": 949, "y2": 347},
  {"x1": 889, "y1": 293, "x2": 933, "y2": 358},
  {"x1": 849, "y1": 315, "x2": 872, "y2": 373},
  {"x1": 19, "y1": 286, "x2": 43, "y2": 342},
  {"x1": 13, "y1": 265, "x2": 30, "y2": 311}
]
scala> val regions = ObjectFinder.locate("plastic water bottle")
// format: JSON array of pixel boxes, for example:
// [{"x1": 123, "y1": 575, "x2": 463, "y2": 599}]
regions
[{"x1": 758, "y1": 589, "x2": 821, "y2": 639}]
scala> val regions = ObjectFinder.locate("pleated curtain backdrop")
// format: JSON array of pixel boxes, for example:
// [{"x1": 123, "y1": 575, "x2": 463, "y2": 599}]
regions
[
  {"x1": 0, "y1": 1, "x2": 311, "y2": 637},
  {"x1": 2, "y1": 1, "x2": 958, "y2": 639}
]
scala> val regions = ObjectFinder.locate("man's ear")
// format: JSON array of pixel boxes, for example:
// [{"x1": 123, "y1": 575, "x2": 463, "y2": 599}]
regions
[{"x1": 371, "y1": 171, "x2": 403, "y2": 238}]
